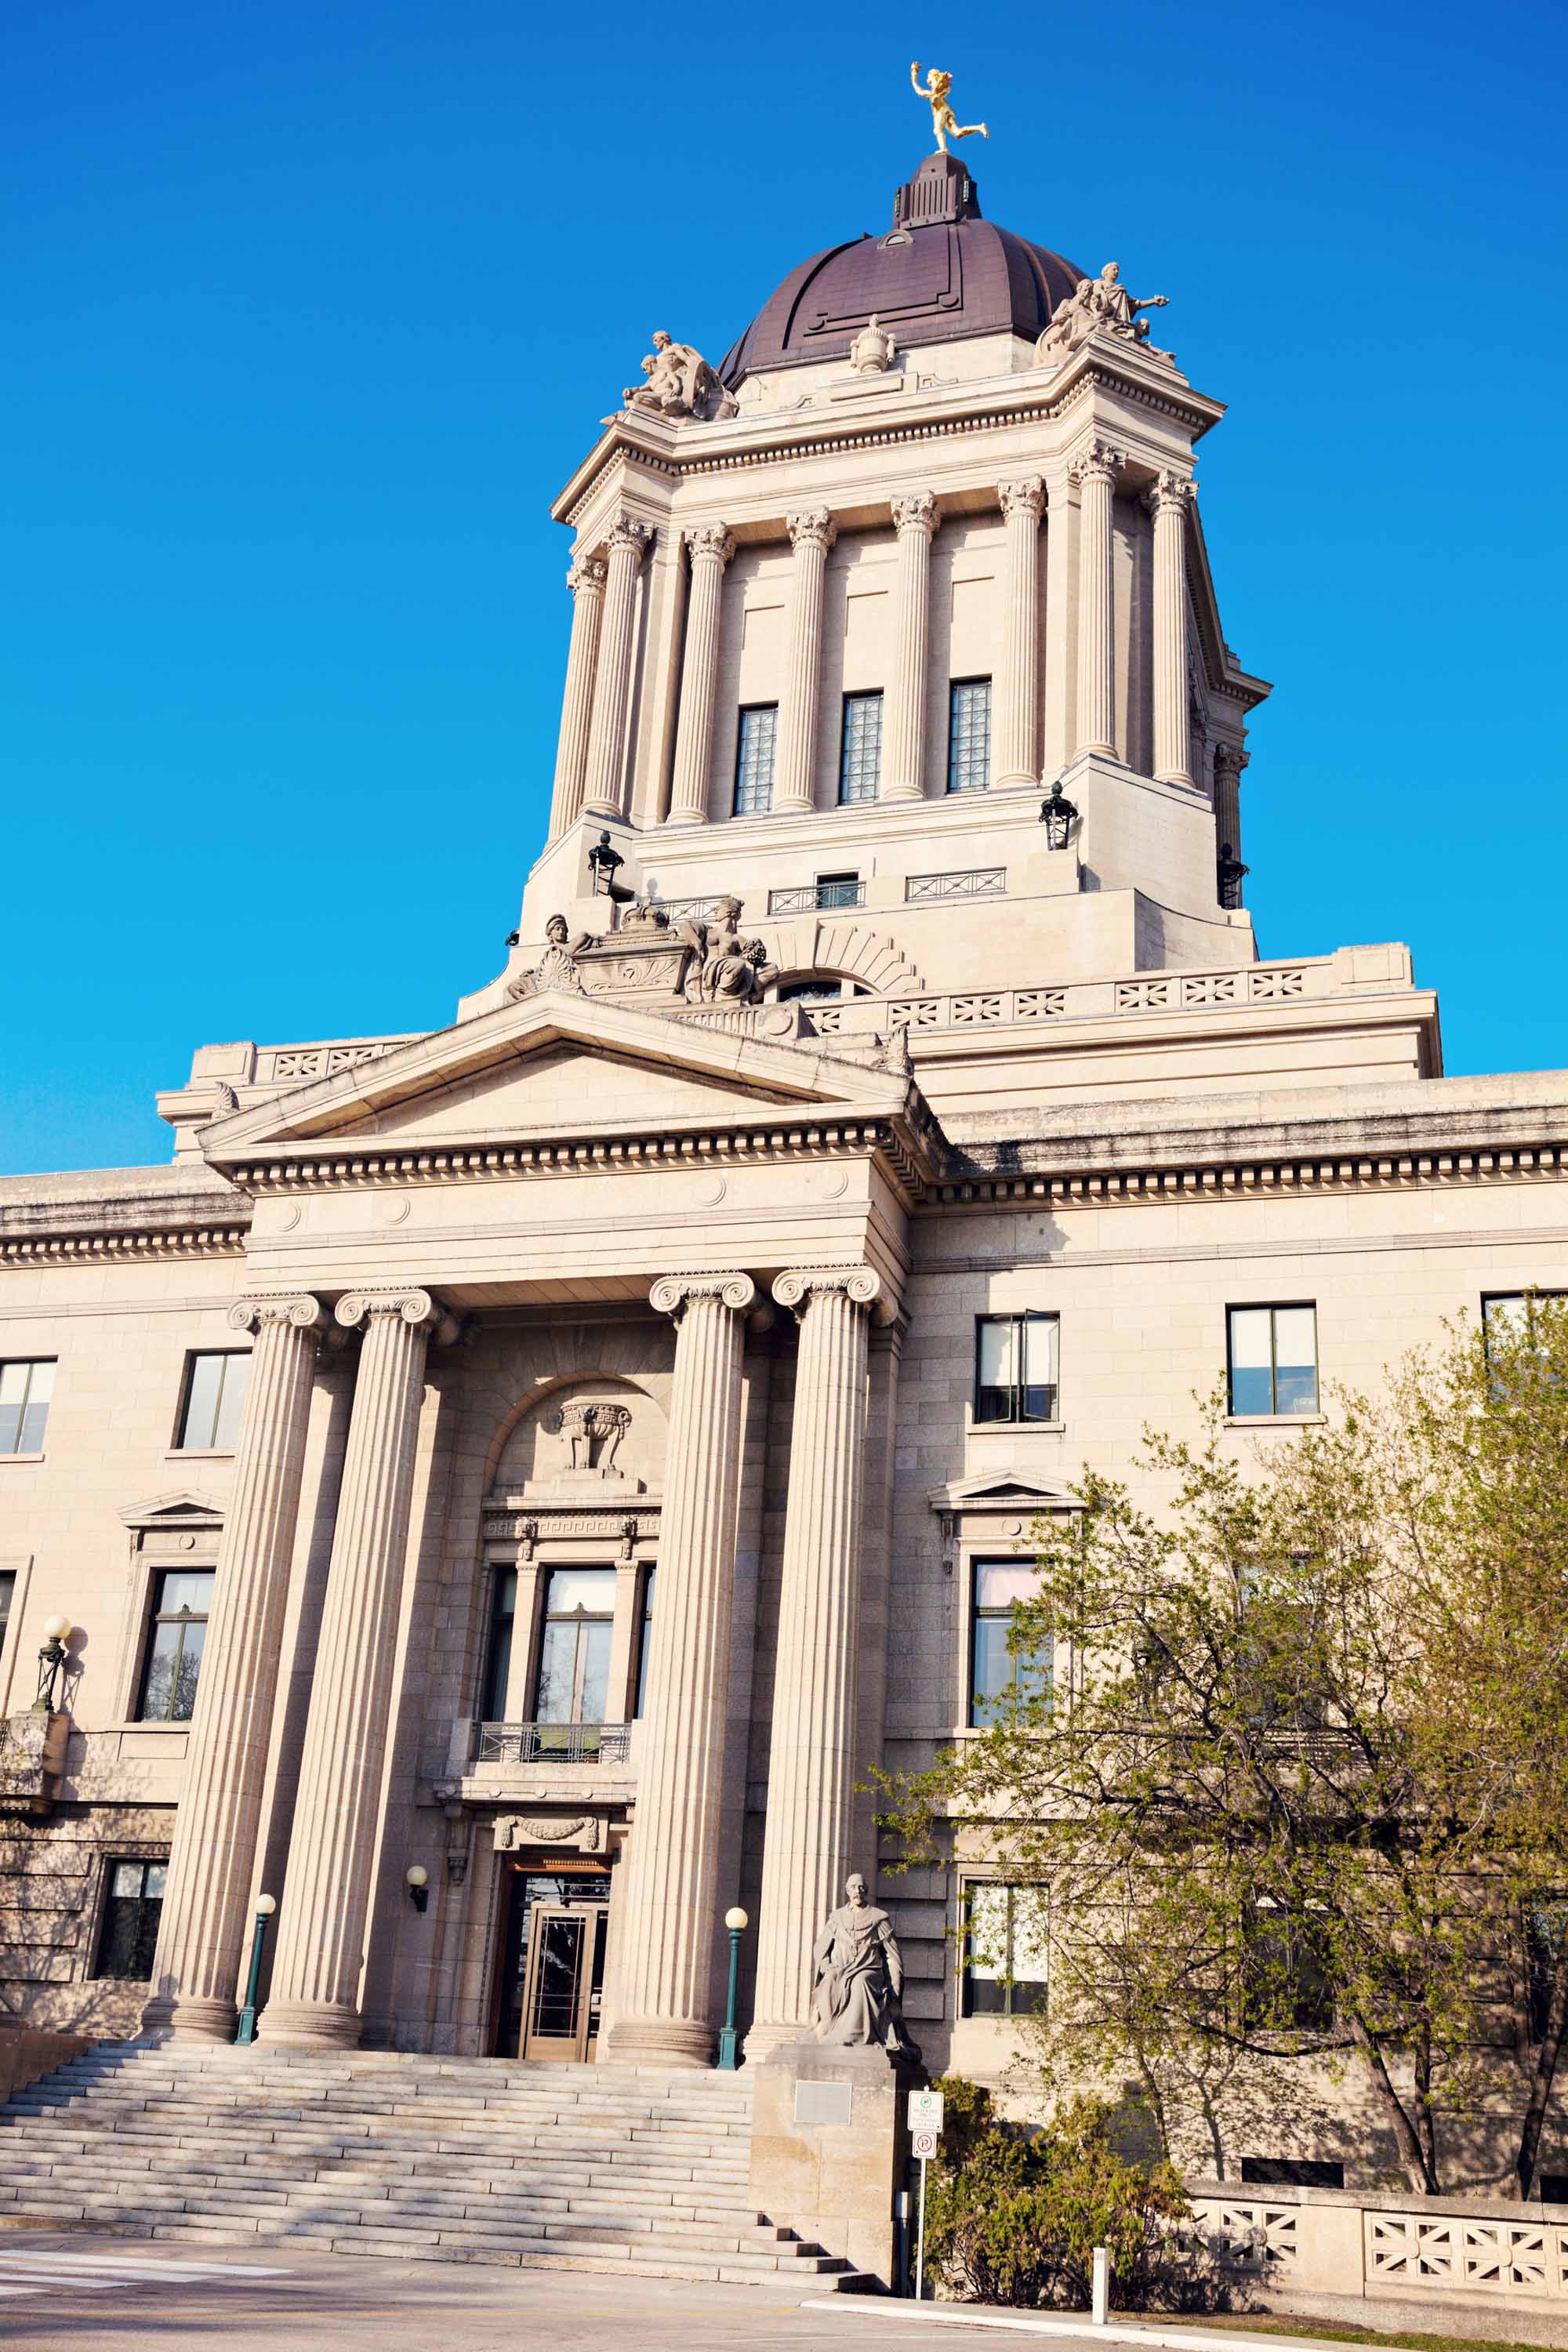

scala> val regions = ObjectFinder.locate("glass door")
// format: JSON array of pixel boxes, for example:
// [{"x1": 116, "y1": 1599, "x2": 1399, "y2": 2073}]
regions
[{"x1": 519, "y1": 1901, "x2": 609, "y2": 2061}]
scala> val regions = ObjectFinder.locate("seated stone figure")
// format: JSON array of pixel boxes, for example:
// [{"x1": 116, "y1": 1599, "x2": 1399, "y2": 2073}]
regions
[{"x1": 810, "y1": 1873, "x2": 923, "y2": 2062}]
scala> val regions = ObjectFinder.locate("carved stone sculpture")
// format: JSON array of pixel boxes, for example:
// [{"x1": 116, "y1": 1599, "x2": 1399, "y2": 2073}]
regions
[
  {"x1": 624, "y1": 330, "x2": 739, "y2": 423},
  {"x1": 810, "y1": 1874, "x2": 923, "y2": 2060},
  {"x1": 552, "y1": 1399, "x2": 632, "y2": 1473},
  {"x1": 684, "y1": 896, "x2": 779, "y2": 1006},
  {"x1": 1036, "y1": 260, "x2": 1171, "y2": 367},
  {"x1": 509, "y1": 913, "x2": 595, "y2": 1001},
  {"x1": 848, "y1": 314, "x2": 898, "y2": 374}
]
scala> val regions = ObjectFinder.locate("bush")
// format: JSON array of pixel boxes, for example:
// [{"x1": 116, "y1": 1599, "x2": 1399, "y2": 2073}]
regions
[{"x1": 920, "y1": 2080, "x2": 1228, "y2": 2312}]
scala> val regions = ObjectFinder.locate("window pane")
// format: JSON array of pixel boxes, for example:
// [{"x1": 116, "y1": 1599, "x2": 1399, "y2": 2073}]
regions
[
  {"x1": 971, "y1": 1619, "x2": 1014, "y2": 1723},
  {"x1": 544, "y1": 1568, "x2": 615, "y2": 1618},
  {"x1": 975, "y1": 1560, "x2": 1035, "y2": 1610},
  {"x1": 140, "y1": 1624, "x2": 179, "y2": 1721},
  {"x1": 734, "y1": 705, "x2": 778, "y2": 816},
  {"x1": 212, "y1": 1355, "x2": 250, "y2": 1451},
  {"x1": 579, "y1": 1621, "x2": 613, "y2": 1723},
  {"x1": 1009, "y1": 1887, "x2": 1049, "y2": 2010},
  {"x1": 482, "y1": 1569, "x2": 516, "y2": 1722},
  {"x1": 158, "y1": 1570, "x2": 214, "y2": 1617},
  {"x1": 948, "y1": 679, "x2": 991, "y2": 794},
  {"x1": 636, "y1": 1568, "x2": 656, "y2": 1719},
  {"x1": 1022, "y1": 1316, "x2": 1058, "y2": 1418},
  {"x1": 143, "y1": 1864, "x2": 168, "y2": 1901},
  {"x1": 0, "y1": 1361, "x2": 53, "y2": 1456},
  {"x1": 1274, "y1": 1308, "x2": 1317, "y2": 1413},
  {"x1": 1229, "y1": 1308, "x2": 1273, "y2": 1414},
  {"x1": 180, "y1": 1354, "x2": 224, "y2": 1448},
  {"x1": 976, "y1": 1318, "x2": 1016, "y2": 1422},
  {"x1": 966, "y1": 1884, "x2": 1007, "y2": 2013},
  {"x1": 1484, "y1": 1294, "x2": 1529, "y2": 1333},
  {"x1": 839, "y1": 693, "x2": 882, "y2": 805},
  {"x1": 111, "y1": 1860, "x2": 145, "y2": 1900},
  {"x1": 0, "y1": 1569, "x2": 13, "y2": 1657},
  {"x1": 19, "y1": 1398, "x2": 49, "y2": 1452},
  {"x1": 24, "y1": 1361, "x2": 53, "y2": 1403},
  {"x1": 535, "y1": 1621, "x2": 576, "y2": 1722},
  {"x1": 168, "y1": 1621, "x2": 205, "y2": 1721}
]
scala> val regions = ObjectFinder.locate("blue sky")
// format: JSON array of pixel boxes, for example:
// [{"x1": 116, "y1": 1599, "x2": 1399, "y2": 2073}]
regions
[{"x1": 5, "y1": 0, "x2": 1565, "y2": 1175}]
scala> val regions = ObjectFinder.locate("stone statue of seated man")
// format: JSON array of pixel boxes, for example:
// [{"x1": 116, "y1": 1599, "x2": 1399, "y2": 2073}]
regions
[{"x1": 810, "y1": 1872, "x2": 923, "y2": 2062}]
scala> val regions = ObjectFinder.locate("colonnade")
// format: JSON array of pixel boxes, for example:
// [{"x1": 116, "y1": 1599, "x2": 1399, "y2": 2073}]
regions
[
  {"x1": 543, "y1": 454, "x2": 1200, "y2": 840},
  {"x1": 146, "y1": 1263, "x2": 890, "y2": 2063}
]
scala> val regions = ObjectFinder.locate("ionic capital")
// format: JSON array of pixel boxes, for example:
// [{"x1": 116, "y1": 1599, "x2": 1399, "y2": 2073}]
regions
[
  {"x1": 566, "y1": 556, "x2": 608, "y2": 600},
  {"x1": 786, "y1": 507, "x2": 837, "y2": 557},
  {"x1": 891, "y1": 491, "x2": 939, "y2": 540},
  {"x1": 998, "y1": 474, "x2": 1045, "y2": 523},
  {"x1": 335, "y1": 1289, "x2": 462, "y2": 1345},
  {"x1": 1068, "y1": 438, "x2": 1127, "y2": 488},
  {"x1": 1143, "y1": 470, "x2": 1195, "y2": 518},
  {"x1": 650, "y1": 1272, "x2": 758, "y2": 1321},
  {"x1": 771, "y1": 1266, "x2": 886, "y2": 1320},
  {"x1": 603, "y1": 516, "x2": 653, "y2": 563},
  {"x1": 228, "y1": 1294, "x2": 327, "y2": 1336},
  {"x1": 1214, "y1": 740, "x2": 1250, "y2": 777},
  {"x1": 686, "y1": 524, "x2": 736, "y2": 570}
]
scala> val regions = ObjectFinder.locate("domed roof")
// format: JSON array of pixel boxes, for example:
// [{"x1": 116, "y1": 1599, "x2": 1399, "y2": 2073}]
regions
[{"x1": 719, "y1": 154, "x2": 1083, "y2": 387}]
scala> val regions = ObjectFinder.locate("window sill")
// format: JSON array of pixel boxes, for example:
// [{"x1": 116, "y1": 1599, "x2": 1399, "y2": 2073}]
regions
[
  {"x1": 164, "y1": 1449, "x2": 234, "y2": 1461},
  {"x1": 970, "y1": 1422, "x2": 1065, "y2": 1436},
  {"x1": 1225, "y1": 1414, "x2": 1326, "y2": 1428},
  {"x1": 0, "y1": 1454, "x2": 45, "y2": 1465}
]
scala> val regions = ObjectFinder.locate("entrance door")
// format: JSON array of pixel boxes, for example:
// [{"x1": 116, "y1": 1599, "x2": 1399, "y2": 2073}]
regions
[{"x1": 519, "y1": 1902, "x2": 608, "y2": 2061}]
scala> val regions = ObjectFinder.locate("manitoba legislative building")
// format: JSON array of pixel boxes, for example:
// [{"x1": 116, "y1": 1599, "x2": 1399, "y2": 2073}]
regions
[{"x1": 3, "y1": 136, "x2": 1564, "y2": 2147}]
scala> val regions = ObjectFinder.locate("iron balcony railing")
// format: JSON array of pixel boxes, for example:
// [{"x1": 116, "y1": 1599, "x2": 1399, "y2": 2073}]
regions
[
  {"x1": 768, "y1": 880, "x2": 866, "y2": 914},
  {"x1": 906, "y1": 867, "x2": 1007, "y2": 902},
  {"x1": 473, "y1": 1721, "x2": 631, "y2": 1765}
]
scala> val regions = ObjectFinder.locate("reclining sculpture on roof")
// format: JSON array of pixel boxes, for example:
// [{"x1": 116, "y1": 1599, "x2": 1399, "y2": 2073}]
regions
[
  {"x1": 1036, "y1": 261, "x2": 1171, "y2": 367},
  {"x1": 624, "y1": 330, "x2": 738, "y2": 423}
]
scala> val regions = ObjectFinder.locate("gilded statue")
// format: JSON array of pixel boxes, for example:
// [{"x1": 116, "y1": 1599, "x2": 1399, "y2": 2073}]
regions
[
  {"x1": 810, "y1": 1874, "x2": 923, "y2": 2060},
  {"x1": 910, "y1": 61, "x2": 988, "y2": 155},
  {"x1": 624, "y1": 330, "x2": 738, "y2": 423}
]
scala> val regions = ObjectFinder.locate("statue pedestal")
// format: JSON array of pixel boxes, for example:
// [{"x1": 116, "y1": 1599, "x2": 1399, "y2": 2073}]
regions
[{"x1": 747, "y1": 2040, "x2": 923, "y2": 2291}]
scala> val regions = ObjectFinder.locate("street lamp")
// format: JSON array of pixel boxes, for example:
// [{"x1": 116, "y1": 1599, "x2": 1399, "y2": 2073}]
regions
[
  {"x1": 717, "y1": 1907, "x2": 749, "y2": 2071},
  {"x1": 34, "y1": 1615, "x2": 71, "y2": 1713},
  {"x1": 235, "y1": 1894, "x2": 276, "y2": 2045},
  {"x1": 1039, "y1": 779, "x2": 1079, "y2": 851},
  {"x1": 405, "y1": 1864, "x2": 430, "y2": 1915}
]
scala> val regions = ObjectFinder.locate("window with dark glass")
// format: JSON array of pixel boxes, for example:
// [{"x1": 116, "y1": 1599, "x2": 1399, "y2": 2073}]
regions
[
  {"x1": 962, "y1": 1882, "x2": 1047, "y2": 2016},
  {"x1": 947, "y1": 677, "x2": 991, "y2": 793},
  {"x1": 136, "y1": 1569, "x2": 214, "y2": 1722},
  {"x1": 176, "y1": 1351, "x2": 250, "y2": 1450},
  {"x1": 0, "y1": 1569, "x2": 13, "y2": 1661},
  {"x1": 970, "y1": 1559, "x2": 1051, "y2": 1728},
  {"x1": 95, "y1": 1858, "x2": 167, "y2": 1980},
  {"x1": 634, "y1": 1566, "x2": 657, "y2": 1719},
  {"x1": 1244, "y1": 1902, "x2": 1334, "y2": 2033},
  {"x1": 812, "y1": 871, "x2": 862, "y2": 909},
  {"x1": 733, "y1": 703, "x2": 779, "y2": 816},
  {"x1": 533, "y1": 1568, "x2": 615, "y2": 1725},
  {"x1": 1227, "y1": 1305, "x2": 1318, "y2": 1417},
  {"x1": 481, "y1": 1567, "x2": 517, "y2": 1722},
  {"x1": 1240, "y1": 2158, "x2": 1345, "y2": 2188},
  {"x1": 0, "y1": 1360, "x2": 55, "y2": 1456},
  {"x1": 838, "y1": 692, "x2": 883, "y2": 805},
  {"x1": 1527, "y1": 1901, "x2": 1568, "y2": 2042},
  {"x1": 777, "y1": 978, "x2": 844, "y2": 1003},
  {"x1": 975, "y1": 1313, "x2": 1059, "y2": 1425}
]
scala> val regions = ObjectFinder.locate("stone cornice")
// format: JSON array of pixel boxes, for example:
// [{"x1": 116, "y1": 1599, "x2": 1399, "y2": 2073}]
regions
[
  {"x1": 0, "y1": 1222, "x2": 249, "y2": 1268},
  {"x1": 938, "y1": 1138, "x2": 1568, "y2": 1211}
]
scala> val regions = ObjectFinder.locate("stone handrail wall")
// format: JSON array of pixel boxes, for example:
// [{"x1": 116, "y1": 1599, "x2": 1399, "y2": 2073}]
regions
[{"x1": 1192, "y1": 2180, "x2": 1568, "y2": 2312}]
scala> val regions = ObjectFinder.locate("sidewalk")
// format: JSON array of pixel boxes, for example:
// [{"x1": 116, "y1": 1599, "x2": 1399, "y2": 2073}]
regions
[{"x1": 803, "y1": 2299, "x2": 1431, "y2": 2352}]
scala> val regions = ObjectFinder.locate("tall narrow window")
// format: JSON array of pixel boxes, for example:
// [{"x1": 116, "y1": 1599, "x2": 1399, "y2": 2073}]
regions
[
  {"x1": 634, "y1": 1566, "x2": 657, "y2": 1718},
  {"x1": 95, "y1": 1859, "x2": 168, "y2": 1981},
  {"x1": 962, "y1": 1883, "x2": 1047, "y2": 2016},
  {"x1": 1227, "y1": 1305, "x2": 1318, "y2": 1417},
  {"x1": 136, "y1": 1569, "x2": 214, "y2": 1722},
  {"x1": 733, "y1": 704, "x2": 779, "y2": 816},
  {"x1": 975, "y1": 1314, "x2": 1059, "y2": 1424},
  {"x1": 533, "y1": 1568, "x2": 615, "y2": 1726},
  {"x1": 176, "y1": 1351, "x2": 250, "y2": 1450},
  {"x1": 0, "y1": 1360, "x2": 55, "y2": 1456},
  {"x1": 0, "y1": 1570, "x2": 13, "y2": 1661},
  {"x1": 970, "y1": 1559, "x2": 1051, "y2": 1727},
  {"x1": 838, "y1": 691, "x2": 883, "y2": 804},
  {"x1": 481, "y1": 1567, "x2": 517, "y2": 1722},
  {"x1": 947, "y1": 677, "x2": 992, "y2": 793}
]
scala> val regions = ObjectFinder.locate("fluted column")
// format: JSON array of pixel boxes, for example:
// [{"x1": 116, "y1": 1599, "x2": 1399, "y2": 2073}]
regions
[
  {"x1": 1146, "y1": 472, "x2": 1195, "y2": 786},
  {"x1": 995, "y1": 476, "x2": 1045, "y2": 788},
  {"x1": 666, "y1": 527, "x2": 735, "y2": 825},
  {"x1": 583, "y1": 517, "x2": 652, "y2": 820},
  {"x1": 609, "y1": 1274, "x2": 756, "y2": 2065},
  {"x1": 142, "y1": 1296, "x2": 325, "y2": 2040},
  {"x1": 774, "y1": 508, "x2": 837, "y2": 812},
  {"x1": 1070, "y1": 439, "x2": 1126, "y2": 760},
  {"x1": 748, "y1": 1268, "x2": 882, "y2": 2053},
  {"x1": 1214, "y1": 739, "x2": 1249, "y2": 864},
  {"x1": 546, "y1": 558, "x2": 608, "y2": 840},
  {"x1": 881, "y1": 492, "x2": 938, "y2": 802},
  {"x1": 262, "y1": 1289, "x2": 447, "y2": 2048}
]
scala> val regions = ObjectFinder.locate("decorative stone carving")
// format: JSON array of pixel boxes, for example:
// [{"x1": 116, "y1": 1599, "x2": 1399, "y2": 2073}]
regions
[
  {"x1": 1036, "y1": 261, "x2": 1171, "y2": 367},
  {"x1": 549, "y1": 1399, "x2": 632, "y2": 1473},
  {"x1": 786, "y1": 507, "x2": 838, "y2": 558},
  {"x1": 508, "y1": 913, "x2": 595, "y2": 1002},
  {"x1": 648, "y1": 1272, "x2": 759, "y2": 1319},
  {"x1": 1068, "y1": 437, "x2": 1127, "y2": 488},
  {"x1": 493, "y1": 1813, "x2": 607, "y2": 1855},
  {"x1": 624, "y1": 331, "x2": 739, "y2": 423},
  {"x1": 848, "y1": 315, "x2": 898, "y2": 374},
  {"x1": 771, "y1": 1266, "x2": 884, "y2": 1316},
  {"x1": 909, "y1": 60, "x2": 987, "y2": 154},
  {"x1": 890, "y1": 489, "x2": 938, "y2": 539},
  {"x1": 684, "y1": 896, "x2": 779, "y2": 1005},
  {"x1": 810, "y1": 1874, "x2": 923, "y2": 2060},
  {"x1": 227, "y1": 1294, "x2": 327, "y2": 1336},
  {"x1": 998, "y1": 474, "x2": 1045, "y2": 523}
]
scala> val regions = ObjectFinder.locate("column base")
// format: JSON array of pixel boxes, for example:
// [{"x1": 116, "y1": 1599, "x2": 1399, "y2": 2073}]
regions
[
  {"x1": 605, "y1": 2013, "x2": 715, "y2": 2068},
  {"x1": 1153, "y1": 768, "x2": 1196, "y2": 789},
  {"x1": 1074, "y1": 739, "x2": 1117, "y2": 760},
  {"x1": 877, "y1": 781, "x2": 924, "y2": 804},
  {"x1": 258, "y1": 1999, "x2": 363, "y2": 2049},
  {"x1": 994, "y1": 768, "x2": 1038, "y2": 790},
  {"x1": 662, "y1": 808, "x2": 710, "y2": 827},
  {"x1": 155, "y1": 1994, "x2": 240, "y2": 2043},
  {"x1": 742, "y1": 2017, "x2": 815, "y2": 2065}
]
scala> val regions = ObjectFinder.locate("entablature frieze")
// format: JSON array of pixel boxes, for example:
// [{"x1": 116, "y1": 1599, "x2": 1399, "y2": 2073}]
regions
[{"x1": 481, "y1": 1504, "x2": 662, "y2": 1552}]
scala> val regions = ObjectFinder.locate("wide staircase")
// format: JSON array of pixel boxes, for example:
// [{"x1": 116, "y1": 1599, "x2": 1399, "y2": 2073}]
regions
[{"x1": 0, "y1": 2042, "x2": 869, "y2": 2288}]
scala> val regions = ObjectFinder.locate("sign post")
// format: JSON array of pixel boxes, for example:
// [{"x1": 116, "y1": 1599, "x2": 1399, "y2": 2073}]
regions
[{"x1": 906, "y1": 2089, "x2": 945, "y2": 2299}]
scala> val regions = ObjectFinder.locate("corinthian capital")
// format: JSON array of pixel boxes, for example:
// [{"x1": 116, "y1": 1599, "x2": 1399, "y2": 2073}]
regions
[
  {"x1": 891, "y1": 491, "x2": 939, "y2": 539},
  {"x1": 1214, "y1": 740, "x2": 1250, "y2": 777},
  {"x1": 227, "y1": 1294, "x2": 326, "y2": 1335},
  {"x1": 566, "y1": 556, "x2": 608, "y2": 599},
  {"x1": 687, "y1": 524, "x2": 736, "y2": 569},
  {"x1": 771, "y1": 1266, "x2": 885, "y2": 1319},
  {"x1": 649, "y1": 1272, "x2": 758, "y2": 1319},
  {"x1": 1068, "y1": 438, "x2": 1127, "y2": 488},
  {"x1": 786, "y1": 507, "x2": 838, "y2": 557},
  {"x1": 604, "y1": 516, "x2": 653, "y2": 561},
  {"x1": 998, "y1": 474, "x2": 1045, "y2": 523},
  {"x1": 1143, "y1": 470, "x2": 1194, "y2": 517}
]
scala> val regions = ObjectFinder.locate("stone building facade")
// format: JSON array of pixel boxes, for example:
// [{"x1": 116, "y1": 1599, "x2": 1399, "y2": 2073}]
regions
[{"x1": 2, "y1": 147, "x2": 1564, "y2": 2169}]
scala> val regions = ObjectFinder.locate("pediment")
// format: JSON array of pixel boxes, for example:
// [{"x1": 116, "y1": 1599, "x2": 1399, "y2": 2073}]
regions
[
  {"x1": 118, "y1": 1490, "x2": 226, "y2": 1532},
  {"x1": 198, "y1": 989, "x2": 913, "y2": 1165},
  {"x1": 927, "y1": 1472, "x2": 1080, "y2": 1514}
]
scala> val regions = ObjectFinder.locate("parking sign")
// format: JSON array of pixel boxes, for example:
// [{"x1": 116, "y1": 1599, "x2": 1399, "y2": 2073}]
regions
[
  {"x1": 913, "y1": 2127, "x2": 938, "y2": 2159},
  {"x1": 907, "y1": 2089, "x2": 945, "y2": 2132}
]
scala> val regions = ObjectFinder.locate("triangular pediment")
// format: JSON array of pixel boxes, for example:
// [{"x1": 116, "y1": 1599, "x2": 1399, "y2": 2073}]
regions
[
  {"x1": 198, "y1": 990, "x2": 915, "y2": 1166},
  {"x1": 927, "y1": 1471, "x2": 1080, "y2": 1513},
  {"x1": 118, "y1": 1489, "x2": 226, "y2": 1531}
]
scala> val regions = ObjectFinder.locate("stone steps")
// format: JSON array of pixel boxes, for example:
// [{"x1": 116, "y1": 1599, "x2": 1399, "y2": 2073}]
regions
[{"x1": 0, "y1": 2043, "x2": 868, "y2": 2290}]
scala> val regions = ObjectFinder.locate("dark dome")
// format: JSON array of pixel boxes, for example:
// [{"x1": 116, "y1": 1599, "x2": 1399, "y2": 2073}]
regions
[{"x1": 720, "y1": 154, "x2": 1083, "y2": 387}]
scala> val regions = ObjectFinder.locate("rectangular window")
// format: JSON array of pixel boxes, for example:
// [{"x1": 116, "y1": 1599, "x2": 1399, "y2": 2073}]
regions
[
  {"x1": 813, "y1": 871, "x2": 862, "y2": 909},
  {"x1": 95, "y1": 1858, "x2": 168, "y2": 1981},
  {"x1": 1483, "y1": 1291, "x2": 1568, "y2": 1342},
  {"x1": 533, "y1": 1567, "x2": 615, "y2": 1726},
  {"x1": 635, "y1": 1566, "x2": 656, "y2": 1719},
  {"x1": 962, "y1": 1882, "x2": 1047, "y2": 2017},
  {"x1": 838, "y1": 691, "x2": 883, "y2": 805},
  {"x1": 1244, "y1": 1903, "x2": 1334, "y2": 2033},
  {"x1": 1240, "y1": 2158, "x2": 1345, "y2": 2189},
  {"x1": 970, "y1": 1558, "x2": 1051, "y2": 1728},
  {"x1": 975, "y1": 1313, "x2": 1059, "y2": 1425},
  {"x1": 136, "y1": 1569, "x2": 214, "y2": 1722},
  {"x1": 0, "y1": 1360, "x2": 55, "y2": 1456},
  {"x1": 1527, "y1": 1902, "x2": 1568, "y2": 2042},
  {"x1": 1227, "y1": 1305, "x2": 1318, "y2": 1417},
  {"x1": 733, "y1": 704, "x2": 779, "y2": 816},
  {"x1": 481, "y1": 1567, "x2": 517, "y2": 1722},
  {"x1": 947, "y1": 678, "x2": 991, "y2": 794},
  {"x1": 176, "y1": 1351, "x2": 250, "y2": 1451},
  {"x1": 0, "y1": 1568, "x2": 13, "y2": 1659}
]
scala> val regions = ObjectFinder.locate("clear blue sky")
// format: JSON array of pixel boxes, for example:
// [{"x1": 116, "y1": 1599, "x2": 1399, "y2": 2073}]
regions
[{"x1": 5, "y1": 0, "x2": 1565, "y2": 1176}]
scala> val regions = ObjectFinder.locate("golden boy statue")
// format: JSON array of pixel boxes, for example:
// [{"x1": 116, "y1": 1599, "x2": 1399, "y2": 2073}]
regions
[{"x1": 910, "y1": 61, "x2": 988, "y2": 154}]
